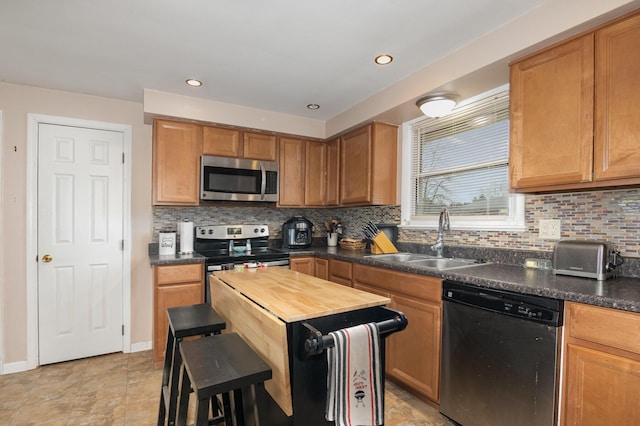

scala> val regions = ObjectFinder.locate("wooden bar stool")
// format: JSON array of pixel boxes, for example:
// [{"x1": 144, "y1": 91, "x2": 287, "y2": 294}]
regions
[
  {"x1": 176, "y1": 333, "x2": 273, "y2": 426},
  {"x1": 158, "y1": 303, "x2": 226, "y2": 426}
]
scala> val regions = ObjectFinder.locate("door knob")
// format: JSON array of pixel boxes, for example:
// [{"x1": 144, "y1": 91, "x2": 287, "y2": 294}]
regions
[{"x1": 42, "y1": 254, "x2": 53, "y2": 263}]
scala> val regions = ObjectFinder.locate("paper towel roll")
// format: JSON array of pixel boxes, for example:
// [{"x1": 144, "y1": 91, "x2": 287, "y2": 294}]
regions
[{"x1": 178, "y1": 221, "x2": 194, "y2": 254}]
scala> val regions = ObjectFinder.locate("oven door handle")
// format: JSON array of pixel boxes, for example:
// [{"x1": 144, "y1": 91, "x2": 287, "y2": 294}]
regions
[{"x1": 261, "y1": 259, "x2": 290, "y2": 268}]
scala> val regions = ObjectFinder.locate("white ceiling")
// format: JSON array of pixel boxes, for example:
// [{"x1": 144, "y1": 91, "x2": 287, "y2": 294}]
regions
[{"x1": 1, "y1": 0, "x2": 547, "y2": 122}]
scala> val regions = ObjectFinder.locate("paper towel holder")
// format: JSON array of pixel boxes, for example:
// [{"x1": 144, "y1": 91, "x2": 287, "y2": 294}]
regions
[{"x1": 178, "y1": 220, "x2": 194, "y2": 254}]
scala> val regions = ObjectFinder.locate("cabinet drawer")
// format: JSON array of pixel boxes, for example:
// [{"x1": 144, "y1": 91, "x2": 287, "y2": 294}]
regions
[
  {"x1": 156, "y1": 263, "x2": 203, "y2": 285},
  {"x1": 353, "y1": 264, "x2": 441, "y2": 302},
  {"x1": 567, "y1": 302, "x2": 640, "y2": 355}
]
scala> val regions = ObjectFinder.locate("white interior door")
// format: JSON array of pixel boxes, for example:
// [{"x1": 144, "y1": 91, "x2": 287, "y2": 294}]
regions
[{"x1": 37, "y1": 123, "x2": 124, "y2": 365}]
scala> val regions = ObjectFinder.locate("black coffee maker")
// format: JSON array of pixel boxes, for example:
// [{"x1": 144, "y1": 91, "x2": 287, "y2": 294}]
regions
[{"x1": 283, "y1": 216, "x2": 313, "y2": 248}]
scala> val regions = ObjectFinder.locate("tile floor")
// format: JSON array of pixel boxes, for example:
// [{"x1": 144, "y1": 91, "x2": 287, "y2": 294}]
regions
[{"x1": 0, "y1": 350, "x2": 452, "y2": 425}]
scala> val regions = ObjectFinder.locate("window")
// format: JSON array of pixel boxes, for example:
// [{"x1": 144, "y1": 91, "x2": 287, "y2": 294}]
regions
[{"x1": 401, "y1": 86, "x2": 524, "y2": 230}]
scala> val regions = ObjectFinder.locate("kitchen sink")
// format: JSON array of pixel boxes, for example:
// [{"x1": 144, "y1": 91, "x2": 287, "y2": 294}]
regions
[
  {"x1": 365, "y1": 252, "x2": 490, "y2": 270},
  {"x1": 364, "y1": 253, "x2": 427, "y2": 262},
  {"x1": 405, "y1": 257, "x2": 484, "y2": 270}
]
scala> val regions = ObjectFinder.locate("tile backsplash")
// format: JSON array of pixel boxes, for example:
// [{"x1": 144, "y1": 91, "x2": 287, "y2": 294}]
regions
[{"x1": 153, "y1": 187, "x2": 639, "y2": 258}]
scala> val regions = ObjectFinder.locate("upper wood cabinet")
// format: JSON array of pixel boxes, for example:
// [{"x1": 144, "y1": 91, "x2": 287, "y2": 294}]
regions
[
  {"x1": 305, "y1": 140, "x2": 327, "y2": 207},
  {"x1": 340, "y1": 122, "x2": 397, "y2": 206},
  {"x1": 594, "y1": 12, "x2": 640, "y2": 181},
  {"x1": 203, "y1": 126, "x2": 277, "y2": 161},
  {"x1": 509, "y1": 34, "x2": 594, "y2": 190},
  {"x1": 153, "y1": 119, "x2": 202, "y2": 205},
  {"x1": 279, "y1": 138, "x2": 331, "y2": 207},
  {"x1": 510, "y1": 11, "x2": 640, "y2": 192},
  {"x1": 202, "y1": 126, "x2": 242, "y2": 157},
  {"x1": 244, "y1": 131, "x2": 278, "y2": 161},
  {"x1": 325, "y1": 138, "x2": 340, "y2": 206},
  {"x1": 278, "y1": 137, "x2": 306, "y2": 207}
]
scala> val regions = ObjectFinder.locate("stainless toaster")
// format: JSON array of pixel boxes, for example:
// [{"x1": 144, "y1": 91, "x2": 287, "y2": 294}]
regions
[{"x1": 553, "y1": 240, "x2": 620, "y2": 280}]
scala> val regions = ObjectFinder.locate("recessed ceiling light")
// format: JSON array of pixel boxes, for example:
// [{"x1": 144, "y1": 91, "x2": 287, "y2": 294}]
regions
[
  {"x1": 185, "y1": 79, "x2": 202, "y2": 87},
  {"x1": 375, "y1": 54, "x2": 393, "y2": 65},
  {"x1": 307, "y1": 104, "x2": 320, "y2": 110}
]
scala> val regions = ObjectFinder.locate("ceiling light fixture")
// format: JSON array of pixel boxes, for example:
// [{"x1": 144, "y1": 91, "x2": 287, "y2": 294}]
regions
[
  {"x1": 185, "y1": 78, "x2": 202, "y2": 87},
  {"x1": 307, "y1": 104, "x2": 320, "y2": 110},
  {"x1": 416, "y1": 93, "x2": 459, "y2": 118},
  {"x1": 374, "y1": 54, "x2": 393, "y2": 65}
]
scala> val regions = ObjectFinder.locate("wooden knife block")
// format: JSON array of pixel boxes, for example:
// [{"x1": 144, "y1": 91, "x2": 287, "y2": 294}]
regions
[{"x1": 371, "y1": 232, "x2": 398, "y2": 254}]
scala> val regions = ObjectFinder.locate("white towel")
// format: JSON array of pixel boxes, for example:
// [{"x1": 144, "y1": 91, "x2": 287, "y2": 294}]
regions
[{"x1": 326, "y1": 322, "x2": 383, "y2": 426}]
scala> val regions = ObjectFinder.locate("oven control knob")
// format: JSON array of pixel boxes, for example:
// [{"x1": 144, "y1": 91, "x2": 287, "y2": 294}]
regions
[
  {"x1": 200, "y1": 229, "x2": 206, "y2": 235},
  {"x1": 208, "y1": 229, "x2": 213, "y2": 234},
  {"x1": 254, "y1": 228, "x2": 259, "y2": 234}
]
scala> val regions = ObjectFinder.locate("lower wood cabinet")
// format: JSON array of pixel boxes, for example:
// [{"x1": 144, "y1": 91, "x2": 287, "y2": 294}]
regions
[
  {"x1": 561, "y1": 302, "x2": 640, "y2": 424},
  {"x1": 289, "y1": 257, "x2": 315, "y2": 276},
  {"x1": 314, "y1": 257, "x2": 329, "y2": 280},
  {"x1": 329, "y1": 259, "x2": 353, "y2": 286},
  {"x1": 353, "y1": 264, "x2": 442, "y2": 403},
  {"x1": 153, "y1": 263, "x2": 203, "y2": 367}
]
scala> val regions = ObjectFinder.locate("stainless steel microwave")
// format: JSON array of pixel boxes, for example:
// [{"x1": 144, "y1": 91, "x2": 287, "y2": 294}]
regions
[{"x1": 200, "y1": 155, "x2": 279, "y2": 202}]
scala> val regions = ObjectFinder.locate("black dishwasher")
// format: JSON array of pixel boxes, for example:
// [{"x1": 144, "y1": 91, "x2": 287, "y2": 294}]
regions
[{"x1": 440, "y1": 280, "x2": 563, "y2": 426}]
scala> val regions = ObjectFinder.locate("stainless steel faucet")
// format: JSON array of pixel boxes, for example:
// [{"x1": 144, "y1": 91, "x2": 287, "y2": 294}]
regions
[{"x1": 431, "y1": 208, "x2": 450, "y2": 258}]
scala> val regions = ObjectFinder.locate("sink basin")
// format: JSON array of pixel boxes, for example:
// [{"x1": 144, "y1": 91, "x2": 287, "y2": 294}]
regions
[
  {"x1": 406, "y1": 257, "x2": 488, "y2": 270},
  {"x1": 365, "y1": 252, "x2": 490, "y2": 270},
  {"x1": 364, "y1": 253, "x2": 428, "y2": 262}
]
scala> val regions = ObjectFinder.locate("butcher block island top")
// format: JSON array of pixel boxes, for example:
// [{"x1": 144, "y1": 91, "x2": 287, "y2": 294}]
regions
[{"x1": 212, "y1": 267, "x2": 390, "y2": 322}]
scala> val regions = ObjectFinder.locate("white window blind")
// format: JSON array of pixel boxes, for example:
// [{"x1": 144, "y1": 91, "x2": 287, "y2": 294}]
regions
[{"x1": 410, "y1": 90, "x2": 512, "y2": 221}]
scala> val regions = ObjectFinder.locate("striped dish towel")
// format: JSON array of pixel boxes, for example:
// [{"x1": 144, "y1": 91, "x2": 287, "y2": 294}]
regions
[{"x1": 326, "y1": 322, "x2": 383, "y2": 425}]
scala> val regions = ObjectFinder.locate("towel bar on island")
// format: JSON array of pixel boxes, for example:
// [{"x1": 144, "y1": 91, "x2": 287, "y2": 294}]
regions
[{"x1": 301, "y1": 307, "x2": 408, "y2": 357}]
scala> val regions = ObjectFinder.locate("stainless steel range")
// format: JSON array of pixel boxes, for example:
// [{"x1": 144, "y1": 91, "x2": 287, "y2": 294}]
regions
[{"x1": 194, "y1": 224, "x2": 290, "y2": 303}]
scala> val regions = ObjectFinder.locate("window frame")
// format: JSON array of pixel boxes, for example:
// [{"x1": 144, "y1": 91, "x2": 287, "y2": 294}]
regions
[{"x1": 400, "y1": 84, "x2": 525, "y2": 231}]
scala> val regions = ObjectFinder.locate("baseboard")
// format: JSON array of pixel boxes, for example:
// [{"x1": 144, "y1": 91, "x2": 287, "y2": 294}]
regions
[
  {"x1": 1, "y1": 341, "x2": 152, "y2": 374},
  {"x1": 1, "y1": 360, "x2": 30, "y2": 375},
  {"x1": 130, "y1": 340, "x2": 152, "y2": 353}
]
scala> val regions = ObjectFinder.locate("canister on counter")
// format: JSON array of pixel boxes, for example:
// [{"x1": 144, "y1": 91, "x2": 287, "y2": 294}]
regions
[{"x1": 159, "y1": 230, "x2": 176, "y2": 256}]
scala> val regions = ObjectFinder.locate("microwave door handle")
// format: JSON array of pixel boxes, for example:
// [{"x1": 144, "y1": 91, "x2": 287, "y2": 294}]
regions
[{"x1": 260, "y1": 162, "x2": 266, "y2": 200}]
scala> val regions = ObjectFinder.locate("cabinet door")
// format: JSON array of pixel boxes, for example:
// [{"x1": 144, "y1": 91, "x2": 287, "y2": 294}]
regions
[
  {"x1": 325, "y1": 138, "x2": 340, "y2": 206},
  {"x1": 387, "y1": 294, "x2": 441, "y2": 402},
  {"x1": 278, "y1": 138, "x2": 305, "y2": 206},
  {"x1": 340, "y1": 125, "x2": 372, "y2": 204},
  {"x1": 329, "y1": 259, "x2": 353, "y2": 287},
  {"x1": 563, "y1": 344, "x2": 640, "y2": 425},
  {"x1": 305, "y1": 140, "x2": 327, "y2": 206},
  {"x1": 290, "y1": 257, "x2": 314, "y2": 275},
  {"x1": 244, "y1": 131, "x2": 277, "y2": 161},
  {"x1": 594, "y1": 13, "x2": 640, "y2": 181},
  {"x1": 202, "y1": 126, "x2": 242, "y2": 157},
  {"x1": 509, "y1": 34, "x2": 594, "y2": 190},
  {"x1": 314, "y1": 258, "x2": 329, "y2": 280},
  {"x1": 153, "y1": 119, "x2": 202, "y2": 205}
]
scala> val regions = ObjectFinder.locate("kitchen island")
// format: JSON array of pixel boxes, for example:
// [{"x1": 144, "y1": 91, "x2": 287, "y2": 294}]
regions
[{"x1": 209, "y1": 267, "x2": 398, "y2": 425}]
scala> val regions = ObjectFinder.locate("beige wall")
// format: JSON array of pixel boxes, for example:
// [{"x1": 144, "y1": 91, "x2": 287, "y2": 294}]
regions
[{"x1": 0, "y1": 82, "x2": 153, "y2": 364}]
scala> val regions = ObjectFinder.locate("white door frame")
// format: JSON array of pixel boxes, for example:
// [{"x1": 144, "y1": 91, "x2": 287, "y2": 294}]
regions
[
  {"x1": 0, "y1": 111, "x2": 4, "y2": 372},
  {"x1": 26, "y1": 113, "x2": 132, "y2": 370}
]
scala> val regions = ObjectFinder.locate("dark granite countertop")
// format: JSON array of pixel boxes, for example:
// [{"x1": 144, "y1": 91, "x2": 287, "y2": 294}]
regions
[
  {"x1": 148, "y1": 252, "x2": 206, "y2": 266},
  {"x1": 291, "y1": 248, "x2": 640, "y2": 314},
  {"x1": 148, "y1": 245, "x2": 640, "y2": 313}
]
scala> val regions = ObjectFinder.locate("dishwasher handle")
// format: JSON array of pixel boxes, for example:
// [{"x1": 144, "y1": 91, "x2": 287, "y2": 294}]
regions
[{"x1": 443, "y1": 280, "x2": 563, "y2": 327}]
